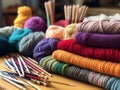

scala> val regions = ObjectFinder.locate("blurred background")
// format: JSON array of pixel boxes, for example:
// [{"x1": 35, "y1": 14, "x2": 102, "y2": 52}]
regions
[{"x1": 0, "y1": 0, "x2": 120, "y2": 27}]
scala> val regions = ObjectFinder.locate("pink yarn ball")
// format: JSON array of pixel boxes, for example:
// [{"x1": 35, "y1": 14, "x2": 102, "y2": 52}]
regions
[
  {"x1": 24, "y1": 16, "x2": 47, "y2": 32},
  {"x1": 46, "y1": 25, "x2": 65, "y2": 40},
  {"x1": 54, "y1": 20, "x2": 69, "y2": 27}
]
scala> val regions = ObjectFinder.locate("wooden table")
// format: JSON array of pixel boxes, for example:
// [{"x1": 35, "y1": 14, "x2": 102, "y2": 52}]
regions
[{"x1": 0, "y1": 57, "x2": 103, "y2": 90}]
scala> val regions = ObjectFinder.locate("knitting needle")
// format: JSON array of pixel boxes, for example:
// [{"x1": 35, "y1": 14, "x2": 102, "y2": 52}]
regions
[
  {"x1": 27, "y1": 57, "x2": 38, "y2": 64},
  {"x1": 0, "y1": 73, "x2": 29, "y2": 86},
  {"x1": 72, "y1": 5, "x2": 75, "y2": 23},
  {"x1": 64, "y1": 5, "x2": 67, "y2": 20},
  {"x1": 44, "y1": 2, "x2": 50, "y2": 27},
  {"x1": 10, "y1": 57, "x2": 22, "y2": 77},
  {"x1": 17, "y1": 57, "x2": 25, "y2": 77},
  {"x1": 19, "y1": 56, "x2": 30, "y2": 73},
  {"x1": 23, "y1": 56, "x2": 52, "y2": 77},
  {"x1": 81, "y1": 6, "x2": 88, "y2": 20},
  {"x1": 2, "y1": 77, "x2": 26, "y2": 90},
  {"x1": 25, "y1": 81, "x2": 41, "y2": 90},
  {"x1": 4, "y1": 59, "x2": 16, "y2": 73}
]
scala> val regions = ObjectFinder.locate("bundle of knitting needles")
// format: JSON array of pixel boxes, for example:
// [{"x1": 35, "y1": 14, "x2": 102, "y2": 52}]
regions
[
  {"x1": 64, "y1": 5, "x2": 88, "y2": 24},
  {"x1": 0, "y1": 54, "x2": 75, "y2": 90}
]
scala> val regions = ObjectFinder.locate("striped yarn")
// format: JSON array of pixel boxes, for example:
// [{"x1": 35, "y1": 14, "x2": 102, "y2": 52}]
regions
[
  {"x1": 52, "y1": 50, "x2": 120, "y2": 78},
  {"x1": 39, "y1": 56, "x2": 69, "y2": 76},
  {"x1": 64, "y1": 24, "x2": 77, "y2": 39},
  {"x1": 77, "y1": 21, "x2": 120, "y2": 34},
  {"x1": 58, "y1": 39, "x2": 120, "y2": 62},
  {"x1": 39, "y1": 56, "x2": 120, "y2": 90},
  {"x1": 75, "y1": 32, "x2": 120, "y2": 49},
  {"x1": 14, "y1": 6, "x2": 32, "y2": 28}
]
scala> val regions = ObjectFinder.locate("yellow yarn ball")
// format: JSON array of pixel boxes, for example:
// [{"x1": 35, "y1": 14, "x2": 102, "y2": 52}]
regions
[
  {"x1": 64, "y1": 24, "x2": 77, "y2": 39},
  {"x1": 14, "y1": 6, "x2": 32, "y2": 28},
  {"x1": 46, "y1": 25, "x2": 65, "y2": 40}
]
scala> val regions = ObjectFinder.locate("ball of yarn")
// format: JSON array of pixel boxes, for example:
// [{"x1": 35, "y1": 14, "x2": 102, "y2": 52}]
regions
[
  {"x1": 0, "y1": 26, "x2": 18, "y2": 39},
  {"x1": 24, "y1": 16, "x2": 47, "y2": 32},
  {"x1": 77, "y1": 21, "x2": 120, "y2": 34},
  {"x1": 9, "y1": 28, "x2": 32, "y2": 50},
  {"x1": 54, "y1": 20, "x2": 69, "y2": 27},
  {"x1": 64, "y1": 24, "x2": 77, "y2": 39},
  {"x1": 19, "y1": 32, "x2": 45, "y2": 56},
  {"x1": 33, "y1": 38, "x2": 60, "y2": 62},
  {"x1": 46, "y1": 25, "x2": 64, "y2": 40},
  {"x1": 14, "y1": 6, "x2": 32, "y2": 28},
  {"x1": 0, "y1": 35, "x2": 10, "y2": 56}
]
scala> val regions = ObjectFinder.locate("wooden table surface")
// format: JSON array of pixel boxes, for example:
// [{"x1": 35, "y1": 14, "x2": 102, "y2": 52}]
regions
[{"x1": 0, "y1": 56, "x2": 103, "y2": 90}]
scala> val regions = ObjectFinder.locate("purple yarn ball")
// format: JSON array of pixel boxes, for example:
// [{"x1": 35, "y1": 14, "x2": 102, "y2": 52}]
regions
[
  {"x1": 24, "y1": 16, "x2": 47, "y2": 32},
  {"x1": 33, "y1": 38, "x2": 60, "y2": 62}
]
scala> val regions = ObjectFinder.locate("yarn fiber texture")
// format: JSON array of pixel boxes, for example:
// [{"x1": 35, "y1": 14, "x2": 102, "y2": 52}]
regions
[
  {"x1": 54, "y1": 20, "x2": 69, "y2": 27},
  {"x1": 9, "y1": 28, "x2": 32, "y2": 50},
  {"x1": 24, "y1": 16, "x2": 47, "y2": 32},
  {"x1": 64, "y1": 24, "x2": 77, "y2": 39},
  {"x1": 39, "y1": 56, "x2": 120, "y2": 90},
  {"x1": 33, "y1": 38, "x2": 60, "y2": 62},
  {"x1": 46, "y1": 25, "x2": 64, "y2": 40},
  {"x1": 0, "y1": 26, "x2": 17, "y2": 39},
  {"x1": 19, "y1": 32, "x2": 45, "y2": 56},
  {"x1": 14, "y1": 6, "x2": 32, "y2": 28},
  {"x1": 77, "y1": 21, "x2": 120, "y2": 34},
  {"x1": 0, "y1": 35, "x2": 10, "y2": 56},
  {"x1": 75, "y1": 32, "x2": 120, "y2": 49},
  {"x1": 52, "y1": 50, "x2": 120, "y2": 78},
  {"x1": 58, "y1": 39, "x2": 120, "y2": 62}
]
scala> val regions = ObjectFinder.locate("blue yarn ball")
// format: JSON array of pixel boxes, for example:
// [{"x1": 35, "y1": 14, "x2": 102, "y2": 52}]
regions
[
  {"x1": 33, "y1": 38, "x2": 60, "y2": 62},
  {"x1": 9, "y1": 28, "x2": 32, "y2": 50},
  {"x1": 19, "y1": 32, "x2": 45, "y2": 56},
  {"x1": 0, "y1": 35, "x2": 10, "y2": 56}
]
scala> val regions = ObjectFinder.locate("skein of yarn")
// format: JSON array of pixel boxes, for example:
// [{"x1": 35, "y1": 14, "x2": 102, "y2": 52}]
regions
[
  {"x1": 14, "y1": 6, "x2": 32, "y2": 28},
  {"x1": 9, "y1": 28, "x2": 32, "y2": 50},
  {"x1": 75, "y1": 32, "x2": 120, "y2": 49},
  {"x1": 24, "y1": 16, "x2": 47, "y2": 32},
  {"x1": 58, "y1": 39, "x2": 120, "y2": 62},
  {"x1": 64, "y1": 24, "x2": 77, "y2": 39},
  {"x1": 0, "y1": 26, "x2": 18, "y2": 39},
  {"x1": 52, "y1": 50, "x2": 120, "y2": 78},
  {"x1": 19, "y1": 32, "x2": 45, "y2": 56},
  {"x1": 39, "y1": 55, "x2": 120, "y2": 90},
  {"x1": 46, "y1": 25, "x2": 64, "y2": 40},
  {"x1": 77, "y1": 21, "x2": 120, "y2": 34},
  {"x1": 33, "y1": 38, "x2": 60, "y2": 62},
  {"x1": 0, "y1": 35, "x2": 10, "y2": 56}
]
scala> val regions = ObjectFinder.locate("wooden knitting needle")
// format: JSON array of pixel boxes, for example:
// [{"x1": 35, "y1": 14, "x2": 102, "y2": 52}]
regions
[{"x1": 22, "y1": 56, "x2": 52, "y2": 77}]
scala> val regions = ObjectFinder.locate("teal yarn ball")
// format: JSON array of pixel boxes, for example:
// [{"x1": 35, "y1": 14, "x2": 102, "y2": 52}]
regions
[
  {"x1": 9, "y1": 28, "x2": 32, "y2": 50},
  {"x1": 19, "y1": 32, "x2": 45, "y2": 56},
  {"x1": 0, "y1": 35, "x2": 10, "y2": 56}
]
